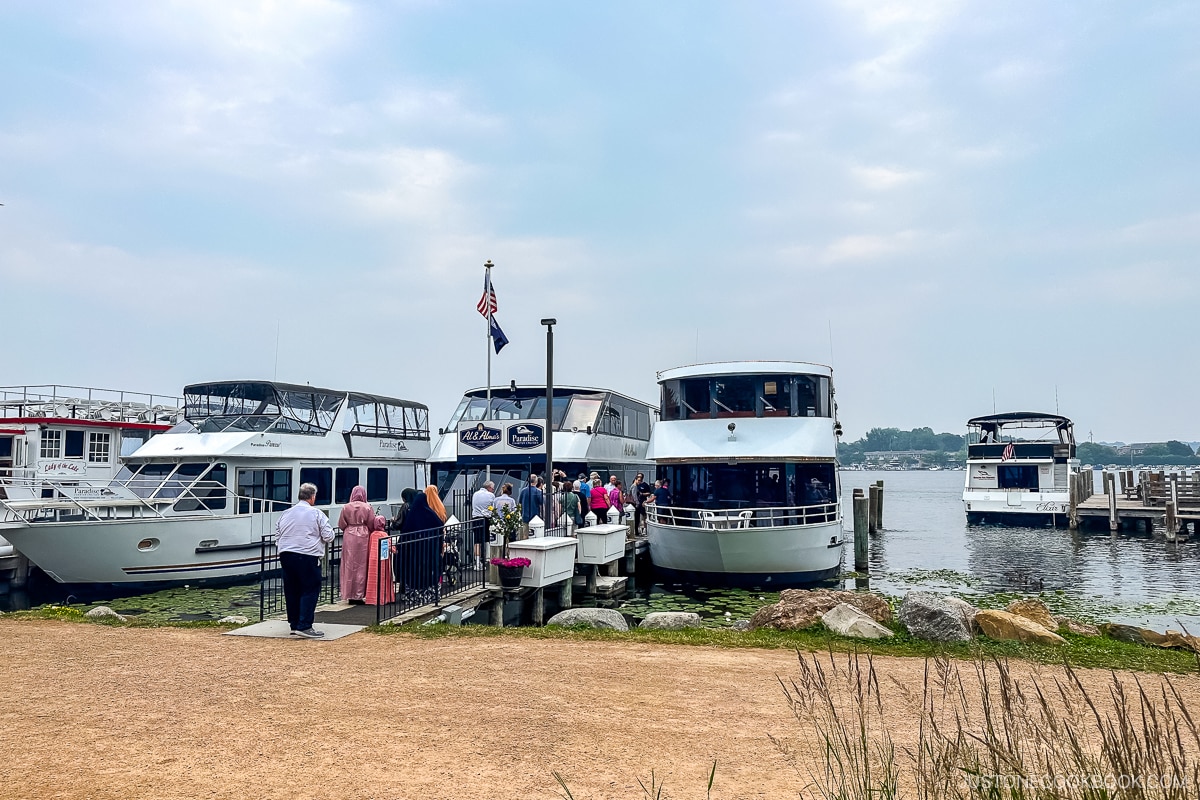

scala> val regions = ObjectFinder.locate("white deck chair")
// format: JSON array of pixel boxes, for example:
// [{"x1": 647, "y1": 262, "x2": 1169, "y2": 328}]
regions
[{"x1": 735, "y1": 510, "x2": 754, "y2": 528}]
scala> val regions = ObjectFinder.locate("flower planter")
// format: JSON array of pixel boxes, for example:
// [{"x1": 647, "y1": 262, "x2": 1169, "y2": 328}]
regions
[
  {"x1": 497, "y1": 564, "x2": 524, "y2": 589},
  {"x1": 507, "y1": 537, "x2": 577, "y2": 588},
  {"x1": 575, "y1": 523, "x2": 626, "y2": 565}
]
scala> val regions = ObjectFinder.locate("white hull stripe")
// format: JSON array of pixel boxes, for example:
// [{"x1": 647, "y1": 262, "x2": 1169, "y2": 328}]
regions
[{"x1": 122, "y1": 556, "x2": 262, "y2": 575}]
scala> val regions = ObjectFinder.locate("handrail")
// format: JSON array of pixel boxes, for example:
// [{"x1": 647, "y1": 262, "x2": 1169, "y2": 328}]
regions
[{"x1": 647, "y1": 501, "x2": 839, "y2": 529}]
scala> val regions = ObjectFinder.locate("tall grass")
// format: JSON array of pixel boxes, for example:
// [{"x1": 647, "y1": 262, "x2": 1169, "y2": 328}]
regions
[{"x1": 780, "y1": 650, "x2": 1200, "y2": 799}]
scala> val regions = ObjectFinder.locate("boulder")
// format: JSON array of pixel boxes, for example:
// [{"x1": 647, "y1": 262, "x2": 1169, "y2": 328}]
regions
[
  {"x1": 748, "y1": 589, "x2": 891, "y2": 632},
  {"x1": 546, "y1": 608, "x2": 629, "y2": 632},
  {"x1": 897, "y1": 592, "x2": 974, "y2": 642},
  {"x1": 1101, "y1": 624, "x2": 1200, "y2": 652},
  {"x1": 821, "y1": 603, "x2": 894, "y2": 640},
  {"x1": 730, "y1": 619, "x2": 751, "y2": 632},
  {"x1": 1005, "y1": 599, "x2": 1057, "y2": 632},
  {"x1": 218, "y1": 615, "x2": 250, "y2": 625},
  {"x1": 975, "y1": 610, "x2": 1066, "y2": 646},
  {"x1": 944, "y1": 596, "x2": 980, "y2": 634},
  {"x1": 1055, "y1": 617, "x2": 1101, "y2": 637},
  {"x1": 639, "y1": 612, "x2": 703, "y2": 630},
  {"x1": 85, "y1": 606, "x2": 127, "y2": 622}
]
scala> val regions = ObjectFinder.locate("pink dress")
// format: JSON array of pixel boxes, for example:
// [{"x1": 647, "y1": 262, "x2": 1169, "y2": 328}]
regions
[
  {"x1": 365, "y1": 515, "x2": 395, "y2": 606},
  {"x1": 338, "y1": 486, "x2": 375, "y2": 602}
]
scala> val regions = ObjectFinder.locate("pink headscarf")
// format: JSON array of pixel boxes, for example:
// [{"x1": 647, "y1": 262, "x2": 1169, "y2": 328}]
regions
[
  {"x1": 374, "y1": 515, "x2": 387, "y2": 532},
  {"x1": 350, "y1": 485, "x2": 368, "y2": 504}
]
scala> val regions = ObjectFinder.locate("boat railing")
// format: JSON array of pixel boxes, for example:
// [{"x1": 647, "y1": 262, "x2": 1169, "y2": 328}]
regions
[
  {"x1": 0, "y1": 384, "x2": 182, "y2": 424},
  {"x1": 646, "y1": 501, "x2": 839, "y2": 529}
]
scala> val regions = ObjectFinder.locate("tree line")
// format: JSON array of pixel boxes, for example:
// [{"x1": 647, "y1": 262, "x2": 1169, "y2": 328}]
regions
[{"x1": 837, "y1": 427, "x2": 1200, "y2": 467}]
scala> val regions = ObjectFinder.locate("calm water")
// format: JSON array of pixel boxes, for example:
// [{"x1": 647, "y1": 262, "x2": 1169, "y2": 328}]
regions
[
  {"x1": 6, "y1": 470, "x2": 1200, "y2": 631},
  {"x1": 622, "y1": 469, "x2": 1200, "y2": 632}
]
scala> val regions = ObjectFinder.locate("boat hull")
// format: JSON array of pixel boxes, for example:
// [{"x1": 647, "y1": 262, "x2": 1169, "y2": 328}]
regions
[
  {"x1": 962, "y1": 491, "x2": 1069, "y2": 526},
  {"x1": 647, "y1": 519, "x2": 843, "y2": 587},
  {"x1": 0, "y1": 514, "x2": 279, "y2": 584}
]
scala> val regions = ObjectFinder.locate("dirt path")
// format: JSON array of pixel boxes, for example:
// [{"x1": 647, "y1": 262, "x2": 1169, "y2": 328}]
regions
[{"x1": 2, "y1": 620, "x2": 1197, "y2": 800}]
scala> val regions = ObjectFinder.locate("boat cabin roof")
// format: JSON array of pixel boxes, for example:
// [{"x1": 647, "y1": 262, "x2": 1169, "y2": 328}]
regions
[
  {"x1": 657, "y1": 361, "x2": 832, "y2": 382},
  {"x1": 185, "y1": 380, "x2": 425, "y2": 411},
  {"x1": 967, "y1": 412, "x2": 1072, "y2": 428}
]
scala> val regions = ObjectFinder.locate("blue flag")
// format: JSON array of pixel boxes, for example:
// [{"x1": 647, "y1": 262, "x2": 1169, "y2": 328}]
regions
[{"x1": 489, "y1": 316, "x2": 509, "y2": 353}]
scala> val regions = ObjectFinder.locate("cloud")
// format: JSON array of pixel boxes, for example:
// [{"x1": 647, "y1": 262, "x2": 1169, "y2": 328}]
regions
[{"x1": 851, "y1": 164, "x2": 923, "y2": 190}]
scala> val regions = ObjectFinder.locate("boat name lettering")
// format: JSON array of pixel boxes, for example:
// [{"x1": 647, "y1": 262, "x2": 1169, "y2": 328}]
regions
[
  {"x1": 1035, "y1": 502, "x2": 1067, "y2": 513},
  {"x1": 378, "y1": 440, "x2": 409, "y2": 452},
  {"x1": 40, "y1": 461, "x2": 83, "y2": 474},
  {"x1": 459, "y1": 424, "x2": 502, "y2": 451},
  {"x1": 249, "y1": 440, "x2": 281, "y2": 448},
  {"x1": 624, "y1": 443, "x2": 639, "y2": 457},
  {"x1": 507, "y1": 423, "x2": 544, "y2": 450}
]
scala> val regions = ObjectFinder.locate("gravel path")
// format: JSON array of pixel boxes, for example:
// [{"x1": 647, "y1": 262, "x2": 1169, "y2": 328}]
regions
[{"x1": 2, "y1": 620, "x2": 1197, "y2": 799}]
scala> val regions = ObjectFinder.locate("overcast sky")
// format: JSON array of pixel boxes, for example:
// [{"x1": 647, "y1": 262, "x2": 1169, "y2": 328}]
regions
[{"x1": 2, "y1": 1, "x2": 1197, "y2": 442}]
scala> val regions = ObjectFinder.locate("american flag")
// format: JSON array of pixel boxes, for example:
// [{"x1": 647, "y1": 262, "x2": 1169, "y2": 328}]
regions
[
  {"x1": 476, "y1": 272, "x2": 497, "y2": 318},
  {"x1": 1001, "y1": 442, "x2": 1015, "y2": 462}
]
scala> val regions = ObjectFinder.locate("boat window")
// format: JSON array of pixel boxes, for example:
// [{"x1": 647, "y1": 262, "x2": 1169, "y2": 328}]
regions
[
  {"x1": 998, "y1": 465, "x2": 1039, "y2": 490},
  {"x1": 525, "y1": 396, "x2": 571, "y2": 429},
  {"x1": 444, "y1": 396, "x2": 472, "y2": 429},
  {"x1": 87, "y1": 432, "x2": 111, "y2": 464},
  {"x1": 0, "y1": 437, "x2": 11, "y2": 459},
  {"x1": 367, "y1": 468, "x2": 388, "y2": 502},
  {"x1": 663, "y1": 462, "x2": 835, "y2": 509},
  {"x1": 681, "y1": 379, "x2": 711, "y2": 419},
  {"x1": 760, "y1": 376, "x2": 791, "y2": 417},
  {"x1": 128, "y1": 463, "x2": 178, "y2": 498},
  {"x1": 173, "y1": 463, "x2": 228, "y2": 512},
  {"x1": 299, "y1": 467, "x2": 333, "y2": 506},
  {"x1": 185, "y1": 383, "x2": 343, "y2": 436},
  {"x1": 661, "y1": 380, "x2": 681, "y2": 421},
  {"x1": 65, "y1": 430, "x2": 85, "y2": 459},
  {"x1": 713, "y1": 377, "x2": 756, "y2": 418},
  {"x1": 561, "y1": 396, "x2": 602, "y2": 432},
  {"x1": 345, "y1": 396, "x2": 430, "y2": 439},
  {"x1": 335, "y1": 467, "x2": 360, "y2": 504},
  {"x1": 637, "y1": 409, "x2": 650, "y2": 440},
  {"x1": 157, "y1": 462, "x2": 208, "y2": 499},
  {"x1": 111, "y1": 465, "x2": 136, "y2": 485},
  {"x1": 795, "y1": 375, "x2": 831, "y2": 418},
  {"x1": 39, "y1": 429, "x2": 62, "y2": 459},
  {"x1": 120, "y1": 430, "x2": 153, "y2": 457},
  {"x1": 165, "y1": 419, "x2": 197, "y2": 435},
  {"x1": 236, "y1": 469, "x2": 293, "y2": 514}
]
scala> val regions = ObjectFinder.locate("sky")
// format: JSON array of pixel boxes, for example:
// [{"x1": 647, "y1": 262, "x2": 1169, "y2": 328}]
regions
[{"x1": 2, "y1": 1, "x2": 1198, "y2": 443}]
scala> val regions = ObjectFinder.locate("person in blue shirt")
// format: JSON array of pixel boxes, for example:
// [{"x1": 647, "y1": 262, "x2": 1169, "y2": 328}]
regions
[
  {"x1": 518, "y1": 475, "x2": 544, "y2": 525},
  {"x1": 652, "y1": 479, "x2": 672, "y2": 507}
]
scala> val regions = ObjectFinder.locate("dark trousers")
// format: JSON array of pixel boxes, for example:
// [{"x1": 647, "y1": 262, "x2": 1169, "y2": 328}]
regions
[
  {"x1": 634, "y1": 502, "x2": 647, "y2": 532},
  {"x1": 280, "y1": 550, "x2": 322, "y2": 631}
]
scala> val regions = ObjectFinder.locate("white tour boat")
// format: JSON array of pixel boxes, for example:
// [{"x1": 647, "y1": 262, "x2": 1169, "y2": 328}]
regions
[
  {"x1": 0, "y1": 385, "x2": 180, "y2": 584},
  {"x1": 962, "y1": 412, "x2": 1081, "y2": 525},
  {"x1": 645, "y1": 361, "x2": 844, "y2": 586},
  {"x1": 0, "y1": 380, "x2": 430, "y2": 584},
  {"x1": 429, "y1": 384, "x2": 655, "y2": 515}
]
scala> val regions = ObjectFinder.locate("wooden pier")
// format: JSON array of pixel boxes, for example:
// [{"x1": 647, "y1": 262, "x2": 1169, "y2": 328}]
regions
[{"x1": 1071, "y1": 469, "x2": 1200, "y2": 537}]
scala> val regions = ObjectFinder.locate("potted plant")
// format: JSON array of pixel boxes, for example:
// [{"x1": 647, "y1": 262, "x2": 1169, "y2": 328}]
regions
[{"x1": 487, "y1": 503, "x2": 527, "y2": 587}]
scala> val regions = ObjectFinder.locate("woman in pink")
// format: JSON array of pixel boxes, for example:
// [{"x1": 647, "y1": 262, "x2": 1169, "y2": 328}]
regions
[
  {"x1": 337, "y1": 485, "x2": 374, "y2": 603},
  {"x1": 589, "y1": 478, "x2": 611, "y2": 522},
  {"x1": 364, "y1": 514, "x2": 395, "y2": 606}
]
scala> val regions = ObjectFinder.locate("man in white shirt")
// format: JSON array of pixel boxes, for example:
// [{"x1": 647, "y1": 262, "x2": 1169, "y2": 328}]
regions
[
  {"x1": 470, "y1": 480, "x2": 496, "y2": 570},
  {"x1": 275, "y1": 482, "x2": 335, "y2": 638}
]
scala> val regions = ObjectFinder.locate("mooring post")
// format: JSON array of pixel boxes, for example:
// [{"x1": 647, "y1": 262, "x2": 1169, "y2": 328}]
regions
[
  {"x1": 1165, "y1": 501, "x2": 1178, "y2": 541},
  {"x1": 533, "y1": 587, "x2": 545, "y2": 626},
  {"x1": 853, "y1": 489, "x2": 869, "y2": 572},
  {"x1": 875, "y1": 479, "x2": 884, "y2": 529},
  {"x1": 489, "y1": 597, "x2": 504, "y2": 627},
  {"x1": 1107, "y1": 472, "x2": 1119, "y2": 531},
  {"x1": 558, "y1": 574, "x2": 573, "y2": 609},
  {"x1": 1068, "y1": 472, "x2": 1079, "y2": 530},
  {"x1": 603, "y1": 559, "x2": 619, "y2": 578},
  {"x1": 586, "y1": 564, "x2": 598, "y2": 594},
  {"x1": 868, "y1": 484, "x2": 880, "y2": 533}
]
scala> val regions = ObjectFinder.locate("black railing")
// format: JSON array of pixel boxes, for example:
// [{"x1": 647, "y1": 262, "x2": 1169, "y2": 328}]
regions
[
  {"x1": 370, "y1": 518, "x2": 487, "y2": 623},
  {"x1": 258, "y1": 530, "x2": 343, "y2": 622}
]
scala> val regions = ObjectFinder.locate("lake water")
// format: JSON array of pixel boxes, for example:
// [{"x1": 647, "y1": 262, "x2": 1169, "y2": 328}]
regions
[{"x1": 6, "y1": 470, "x2": 1200, "y2": 631}]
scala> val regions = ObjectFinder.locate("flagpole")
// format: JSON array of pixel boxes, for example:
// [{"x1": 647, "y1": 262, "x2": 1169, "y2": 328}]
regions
[{"x1": 484, "y1": 259, "x2": 494, "y2": 484}]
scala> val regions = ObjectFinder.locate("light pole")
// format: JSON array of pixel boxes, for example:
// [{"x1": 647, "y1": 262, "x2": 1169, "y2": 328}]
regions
[{"x1": 541, "y1": 318, "x2": 556, "y2": 518}]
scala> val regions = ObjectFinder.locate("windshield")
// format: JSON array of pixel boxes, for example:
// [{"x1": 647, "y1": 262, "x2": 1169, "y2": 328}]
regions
[
  {"x1": 561, "y1": 396, "x2": 602, "y2": 432},
  {"x1": 185, "y1": 383, "x2": 343, "y2": 435},
  {"x1": 447, "y1": 394, "x2": 572, "y2": 428}
]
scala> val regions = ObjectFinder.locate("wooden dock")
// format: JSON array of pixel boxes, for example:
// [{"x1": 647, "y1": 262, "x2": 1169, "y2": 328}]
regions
[{"x1": 1071, "y1": 469, "x2": 1200, "y2": 537}]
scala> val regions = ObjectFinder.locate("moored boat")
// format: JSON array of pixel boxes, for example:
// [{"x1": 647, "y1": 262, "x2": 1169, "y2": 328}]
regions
[
  {"x1": 645, "y1": 361, "x2": 844, "y2": 586},
  {"x1": 0, "y1": 380, "x2": 429, "y2": 584},
  {"x1": 962, "y1": 412, "x2": 1080, "y2": 525}
]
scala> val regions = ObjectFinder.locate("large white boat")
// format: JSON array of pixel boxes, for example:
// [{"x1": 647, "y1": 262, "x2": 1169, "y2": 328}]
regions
[
  {"x1": 0, "y1": 381, "x2": 430, "y2": 584},
  {"x1": 429, "y1": 384, "x2": 655, "y2": 517},
  {"x1": 645, "y1": 361, "x2": 844, "y2": 586},
  {"x1": 0, "y1": 385, "x2": 180, "y2": 584},
  {"x1": 962, "y1": 412, "x2": 1080, "y2": 525}
]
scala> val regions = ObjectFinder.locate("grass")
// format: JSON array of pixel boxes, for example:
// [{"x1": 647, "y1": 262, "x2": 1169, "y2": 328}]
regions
[
  {"x1": 372, "y1": 620, "x2": 1200, "y2": 674},
  {"x1": 7, "y1": 604, "x2": 1199, "y2": 673}
]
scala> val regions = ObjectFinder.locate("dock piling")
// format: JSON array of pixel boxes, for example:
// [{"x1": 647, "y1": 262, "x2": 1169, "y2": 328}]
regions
[
  {"x1": 853, "y1": 489, "x2": 869, "y2": 572},
  {"x1": 868, "y1": 484, "x2": 880, "y2": 533},
  {"x1": 1106, "y1": 472, "x2": 1119, "y2": 531},
  {"x1": 1068, "y1": 472, "x2": 1079, "y2": 530},
  {"x1": 1165, "y1": 501, "x2": 1178, "y2": 541},
  {"x1": 875, "y1": 480, "x2": 884, "y2": 529}
]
